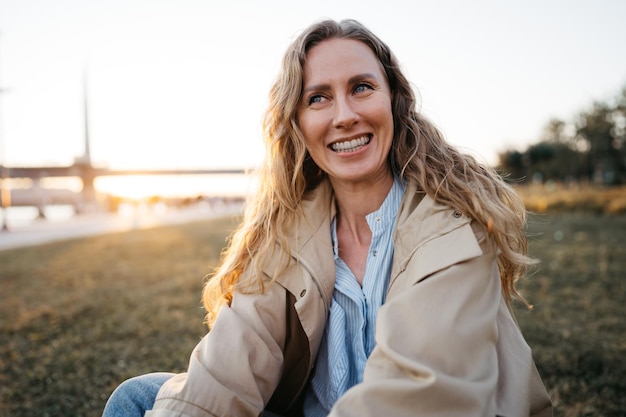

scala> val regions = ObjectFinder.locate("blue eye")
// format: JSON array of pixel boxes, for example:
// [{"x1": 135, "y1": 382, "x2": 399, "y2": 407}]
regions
[
  {"x1": 354, "y1": 83, "x2": 373, "y2": 94},
  {"x1": 309, "y1": 95, "x2": 322, "y2": 104}
]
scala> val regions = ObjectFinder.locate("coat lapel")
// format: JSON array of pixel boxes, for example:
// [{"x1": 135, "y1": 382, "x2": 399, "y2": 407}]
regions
[{"x1": 389, "y1": 182, "x2": 484, "y2": 293}]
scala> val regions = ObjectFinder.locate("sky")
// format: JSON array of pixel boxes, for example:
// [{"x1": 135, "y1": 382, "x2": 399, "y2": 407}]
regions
[{"x1": 0, "y1": 0, "x2": 625, "y2": 171}]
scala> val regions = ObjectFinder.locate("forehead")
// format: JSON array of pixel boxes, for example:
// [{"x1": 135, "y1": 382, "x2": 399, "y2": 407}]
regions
[{"x1": 302, "y1": 38, "x2": 386, "y2": 84}]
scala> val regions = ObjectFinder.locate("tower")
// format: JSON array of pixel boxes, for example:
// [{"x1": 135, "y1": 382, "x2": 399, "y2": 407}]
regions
[
  {"x1": 74, "y1": 66, "x2": 96, "y2": 212},
  {"x1": 0, "y1": 31, "x2": 10, "y2": 230}
]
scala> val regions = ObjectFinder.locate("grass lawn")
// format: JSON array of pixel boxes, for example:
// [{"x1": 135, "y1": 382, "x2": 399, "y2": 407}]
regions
[
  {"x1": 1, "y1": 210, "x2": 624, "y2": 416},
  {"x1": 516, "y1": 211, "x2": 626, "y2": 416}
]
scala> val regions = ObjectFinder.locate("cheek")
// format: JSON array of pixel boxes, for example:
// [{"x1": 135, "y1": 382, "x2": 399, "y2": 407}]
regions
[
  {"x1": 380, "y1": 98, "x2": 394, "y2": 124},
  {"x1": 365, "y1": 94, "x2": 393, "y2": 125},
  {"x1": 379, "y1": 102, "x2": 395, "y2": 136}
]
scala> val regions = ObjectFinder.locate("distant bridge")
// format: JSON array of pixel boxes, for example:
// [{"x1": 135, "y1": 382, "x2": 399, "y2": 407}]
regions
[
  {"x1": 0, "y1": 69, "x2": 253, "y2": 229},
  {"x1": 0, "y1": 162, "x2": 252, "y2": 230},
  {"x1": 1, "y1": 162, "x2": 251, "y2": 206},
  {"x1": 3, "y1": 165, "x2": 249, "y2": 178}
]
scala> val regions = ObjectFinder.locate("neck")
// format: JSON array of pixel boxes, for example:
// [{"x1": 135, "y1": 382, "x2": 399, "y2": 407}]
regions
[{"x1": 332, "y1": 172, "x2": 394, "y2": 243}]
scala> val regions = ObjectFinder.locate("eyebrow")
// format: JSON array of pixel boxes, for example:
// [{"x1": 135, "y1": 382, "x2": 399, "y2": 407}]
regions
[{"x1": 302, "y1": 73, "x2": 379, "y2": 95}]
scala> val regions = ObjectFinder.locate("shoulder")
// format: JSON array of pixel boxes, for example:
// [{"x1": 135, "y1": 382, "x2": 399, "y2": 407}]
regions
[
  {"x1": 391, "y1": 184, "x2": 492, "y2": 290},
  {"x1": 395, "y1": 183, "x2": 487, "y2": 257}
]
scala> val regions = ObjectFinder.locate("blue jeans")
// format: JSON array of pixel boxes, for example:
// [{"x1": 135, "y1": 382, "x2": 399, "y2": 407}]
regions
[
  {"x1": 102, "y1": 372, "x2": 174, "y2": 417},
  {"x1": 102, "y1": 372, "x2": 286, "y2": 417}
]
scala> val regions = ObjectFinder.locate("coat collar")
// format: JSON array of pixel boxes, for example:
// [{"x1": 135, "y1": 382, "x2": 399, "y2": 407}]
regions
[
  {"x1": 263, "y1": 179, "x2": 336, "y2": 308},
  {"x1": 293, "y1": 179, "x2": 337, "y2": 303},
  {"x1": 393, "y1": 181, "x2": 471, "y2": 261},
  {"x1": 390, "y1": 181, "x2": 482, "y2": 290},
  {"x1": 267, "y1": 179, "x2": 482, "y2": 305}
]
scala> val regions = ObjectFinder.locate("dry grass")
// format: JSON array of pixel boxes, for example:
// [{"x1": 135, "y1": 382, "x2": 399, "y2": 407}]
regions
[
  {"x1": 515, "y1": 211, "x2": 625, "y2": 416},
  {"x1": 515, "y1": 183, "x2": 626, "y2": 214},
  {"x1": 1, "y1": 207, "x2": 624, "y2": 416},
  {"x1": 0, "y1": 215, "x2": 240, "y2": 417}
]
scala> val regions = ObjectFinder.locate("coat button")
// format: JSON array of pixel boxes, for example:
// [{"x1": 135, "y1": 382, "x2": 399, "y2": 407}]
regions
[
  {"x1": 453, "y1": 210, "x2": 462, "y2": 218},
  {"x1": 300, "y1": 289, "x2": 306, "y2": 297}
]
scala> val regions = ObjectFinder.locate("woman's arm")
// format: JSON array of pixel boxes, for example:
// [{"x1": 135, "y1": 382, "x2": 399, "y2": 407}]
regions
[{"x1": 146, "y1": 281, "x2": 288, "y2": 417}]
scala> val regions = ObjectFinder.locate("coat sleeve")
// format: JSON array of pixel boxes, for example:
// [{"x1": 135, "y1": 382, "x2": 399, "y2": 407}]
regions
[
  {"x1": 146, "y1": 280, "x2": 288, "y2": 417},
  {"x1": 329, "y1": 227, "x2": 502, "y2": 417}
]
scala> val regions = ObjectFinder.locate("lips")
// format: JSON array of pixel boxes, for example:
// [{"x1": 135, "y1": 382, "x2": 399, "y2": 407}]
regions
[{"x1": 330, "y1": 135, "x2": 371, "y2": 153}]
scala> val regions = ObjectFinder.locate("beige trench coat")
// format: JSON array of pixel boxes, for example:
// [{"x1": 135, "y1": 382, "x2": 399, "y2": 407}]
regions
[{"x1": 146, "y1": 180, "x2": 552, "y2": 417}]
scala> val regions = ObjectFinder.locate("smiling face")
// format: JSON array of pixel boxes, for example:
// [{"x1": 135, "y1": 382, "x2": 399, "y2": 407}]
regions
[{"x1": 297, "y1": 38, "x2": 394, "y2": 189}]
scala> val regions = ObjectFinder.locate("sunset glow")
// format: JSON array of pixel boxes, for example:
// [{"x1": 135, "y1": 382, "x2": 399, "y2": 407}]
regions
[
  {"x1": 0, "y1": 1, "x2": 625, "y2": 202},
  {"x1": 94, "y1": 174, "x2": 257, "y2": 200}
]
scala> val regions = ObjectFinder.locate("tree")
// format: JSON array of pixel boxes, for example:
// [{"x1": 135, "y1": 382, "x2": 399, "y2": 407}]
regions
[
  {"x1": 576, "y1": 98, "x2": 626, "y2": 184},
  {"x1": 497, "y1": 85, "x2": 626, "y2": 185}
]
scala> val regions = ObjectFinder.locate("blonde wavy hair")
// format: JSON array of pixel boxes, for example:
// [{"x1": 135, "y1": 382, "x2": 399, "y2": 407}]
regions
[{"x1": 203, "y1": 19, "x2": 532, "y2": 327}]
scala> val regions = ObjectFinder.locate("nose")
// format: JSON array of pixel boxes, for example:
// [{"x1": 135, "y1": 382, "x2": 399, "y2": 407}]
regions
[{"x1": 332, "y1": 96, "x2": 358, "y2": 129}]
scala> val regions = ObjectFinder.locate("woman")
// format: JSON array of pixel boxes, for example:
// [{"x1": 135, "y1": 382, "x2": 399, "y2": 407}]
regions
[{"x1": 103, "y1": 18, "x2": 552, "y2": 417}]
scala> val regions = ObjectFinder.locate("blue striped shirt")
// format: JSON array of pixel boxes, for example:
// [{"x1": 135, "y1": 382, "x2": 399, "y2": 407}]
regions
[{"x1": 303, "y1": 177, "x2": 406, "y2": 417}]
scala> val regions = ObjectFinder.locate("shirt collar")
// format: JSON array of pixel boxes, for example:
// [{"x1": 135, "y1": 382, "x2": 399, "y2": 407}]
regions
[{"x1": 331, "y1": 176, "x2": 406, "y2": 258}]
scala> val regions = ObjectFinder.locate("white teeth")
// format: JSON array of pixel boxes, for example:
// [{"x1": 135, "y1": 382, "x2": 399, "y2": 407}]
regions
[{"x1": 331, "y1": 136, "x2": 370, "y2": 152}]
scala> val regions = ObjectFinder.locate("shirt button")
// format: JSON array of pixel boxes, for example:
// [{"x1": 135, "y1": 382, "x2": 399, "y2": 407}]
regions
[
  {"x1": 453, "y1": 210, "x2": 462, "y2": 218},
  {"x1": 300, "y1": 289, "x2": 306, "y2": 297},
  {"x1": 372, "y1": 250, "x2": 378, "y2": 256},
  {"x1": 375, "y1": 216, "x2": 381, "y2": 222}
]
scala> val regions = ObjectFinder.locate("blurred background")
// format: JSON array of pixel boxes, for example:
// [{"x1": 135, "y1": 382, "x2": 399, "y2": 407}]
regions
[{"x1": 0, "y1": 0, "x2": 625, "y2": 230}]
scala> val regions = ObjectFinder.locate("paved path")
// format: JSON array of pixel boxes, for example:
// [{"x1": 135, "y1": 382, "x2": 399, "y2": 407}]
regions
[{"x1": 0, "y1": 202, "x2": 242, "y2": 251}]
